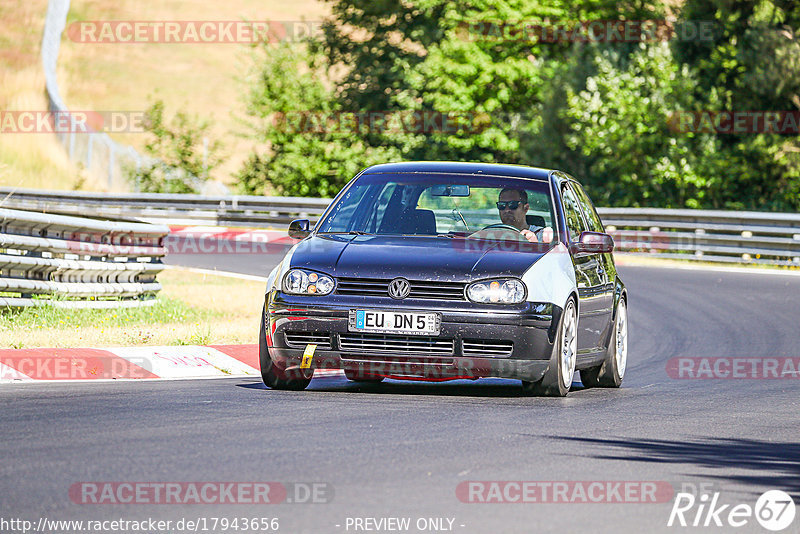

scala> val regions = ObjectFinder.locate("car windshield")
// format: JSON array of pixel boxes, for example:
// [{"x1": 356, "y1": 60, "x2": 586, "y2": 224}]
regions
[{"x1": 317, "y1": 173, "x2": 557, "y2": 245}]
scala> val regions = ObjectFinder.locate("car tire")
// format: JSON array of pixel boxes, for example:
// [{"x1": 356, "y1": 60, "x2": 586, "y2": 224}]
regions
[
  {"x1": 259, "y1": 305, "x2": 312, "y2": 391},
  {"x1": 522, "y1": 298, "x2": 577, "y2": 397},
  {"x1": 344, "y1": 369, "x2": 385, "y2": 383},
  {"x1": 581, "y1": 296, "x2": 627, "y2": 388}
]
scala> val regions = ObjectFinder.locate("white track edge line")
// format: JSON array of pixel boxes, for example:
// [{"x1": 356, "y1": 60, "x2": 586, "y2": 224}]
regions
[
  {"x1": 616, "y1": 256, "x2": 800, "y2": 277},
  {"x1": 164, "y1": 265, "x2": 268, "y2": 282},
  {"x1": 0, "y1": 370, "x2": 344, "y2": 385}
]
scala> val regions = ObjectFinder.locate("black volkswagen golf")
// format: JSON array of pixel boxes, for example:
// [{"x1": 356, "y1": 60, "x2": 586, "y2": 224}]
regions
[{"x1": 260, "y1": 162, "x2": 627, "y2": 396}]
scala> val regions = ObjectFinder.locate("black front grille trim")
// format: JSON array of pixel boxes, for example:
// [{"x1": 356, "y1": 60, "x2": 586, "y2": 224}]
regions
[
  {"x1": 336, "y1": 277, "x2": 466, "y2": 300},
  {"x1": 462, "y1": 339, "x2": 514, "y2": 357},
  {"x1": 339, "y1": 333, "x2": 455, "y2": 355},
  {"x1": 284, "y1": 331, "x2": 332, "y2": 350}
]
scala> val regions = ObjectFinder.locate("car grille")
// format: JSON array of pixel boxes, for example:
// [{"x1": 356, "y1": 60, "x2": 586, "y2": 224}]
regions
[
  {"x1": 336, "y1": 277, "x2": 466, "y2": 300},
  {"x1": 462, "y1": 339, "x2": 514, "y2": 357},
  {"x1": 339, "y1": 333, "x2": 455, "y2": 355},
  {"x1": 284, "y1": 331, "x2": 332, "y2": 350}
]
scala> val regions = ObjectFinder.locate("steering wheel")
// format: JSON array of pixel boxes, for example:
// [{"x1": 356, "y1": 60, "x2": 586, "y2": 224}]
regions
[{"x1": 481, "y1": 223, "x2": 521, "y2": 232}]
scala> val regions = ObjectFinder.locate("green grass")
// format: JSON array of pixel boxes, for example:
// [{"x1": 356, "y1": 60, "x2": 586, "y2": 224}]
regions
[
  {"x1": 0, "y1": 268, "x2": 266, "y2": 349},
  {"x1": 0, "y1": 297, "x2": 204, "y2": 331}
]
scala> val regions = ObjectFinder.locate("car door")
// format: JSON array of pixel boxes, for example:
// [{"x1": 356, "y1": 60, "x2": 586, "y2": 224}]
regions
[
  {"x1": 560, "y1": 182, "x2": 608, "y2": 354},
  {"x1": 571, "y1": 182, "x2": 616, "y2": 347}
]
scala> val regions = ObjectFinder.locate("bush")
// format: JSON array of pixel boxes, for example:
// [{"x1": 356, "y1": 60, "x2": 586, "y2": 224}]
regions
[
  {"x1": 127, "y1": 100, "x2": 224, "y2": 194},
  {"x1": 237, "y1": 42, "x2": 398, "y2": 198}
]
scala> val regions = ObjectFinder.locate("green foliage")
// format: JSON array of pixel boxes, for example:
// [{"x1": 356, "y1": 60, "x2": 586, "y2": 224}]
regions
[
  {"x1": 560, "y1": 43, "x2": 721, "y2": 208},
  {"x1": 0, "y1": 297, "x2": 201, "y2": 333},
  {"x1": 312, "y1": 0, "x2": 447, "y2": 114},
  {"x1": 128, "y1": 100, "x2": 224, "y2": 194},
  {"x1": 237, "y1": 42, "x2": 398, "y2": 197},
  {"x1": 235, "y1": 0, "x2": 800, "y2": 210},
  {"x1": 671, "y1": 0, "x2": 800, "y2": 210}
]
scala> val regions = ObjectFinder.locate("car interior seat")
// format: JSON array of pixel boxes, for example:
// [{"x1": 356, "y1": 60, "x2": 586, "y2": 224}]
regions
[
  {"x1": 526, "y1": 214, "x2": 546, "y2": 228},
  {"x1": 378, "y1": 208, "x2": 437, "y2": 235},
  {"x1": 410, "y1": 209, "x2": 436, "y2": 234}
]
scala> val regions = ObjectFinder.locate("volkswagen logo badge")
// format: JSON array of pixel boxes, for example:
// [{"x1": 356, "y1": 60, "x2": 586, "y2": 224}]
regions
[{"x1": 388, "y1": 278, "x2": 411, "y2": 300}]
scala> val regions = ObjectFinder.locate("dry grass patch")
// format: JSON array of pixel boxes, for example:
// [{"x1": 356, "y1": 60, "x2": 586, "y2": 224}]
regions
[
  {"x1": 0, "y1": 268, "x2": 265, "y2": 349},
  {"x1": 0, "y1": 0, "x2": 101, "y2": 190},
  {"x1": 58, "y1": 0, "x2": 329, "y2": 184},
  {"x1": 1, "y1": 0, "x2": 327, "y2": 191}
]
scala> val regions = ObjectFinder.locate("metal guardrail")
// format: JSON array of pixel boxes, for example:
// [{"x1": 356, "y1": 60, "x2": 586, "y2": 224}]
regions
[
  {"x1": 0, "y1": 208, "x2": 169, "y2": 308},
  {"x1": 600, "y1": 207, "x2": 800, "y2": 266},
  {"x1": 1, "y1": 188, "x2": 798, "y2": 266},
  {"x1": 0, "y1": 188, "x2": 327, "y2": 227}
]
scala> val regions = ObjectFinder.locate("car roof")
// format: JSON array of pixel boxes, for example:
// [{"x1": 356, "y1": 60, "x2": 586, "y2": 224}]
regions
[{"x1": 362, "y1": 161, "x2": 554, "y2": 181}]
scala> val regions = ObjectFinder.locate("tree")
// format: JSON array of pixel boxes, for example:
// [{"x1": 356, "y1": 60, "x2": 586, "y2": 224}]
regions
[
  {"x1": 671, "y1": 0, "x2": 800, "y2": 210},
  {"x1": 128, "y1": 100, "x2": 224, "y2": 194},
  {"x1": 560, "y1": 43, "x2": 722, "y2": 208},
  {"x1": 237, "y1": 42, "x2": 398, "y2": 197}
]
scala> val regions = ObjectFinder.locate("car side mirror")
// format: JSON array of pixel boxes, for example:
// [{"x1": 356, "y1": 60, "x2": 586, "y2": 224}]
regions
[
  {"x1": 288, "y1": 219, "x2": 311, "y2": 239},
  {"x1": 572, "y1": 231, "x2": 614, "y2": 255}
]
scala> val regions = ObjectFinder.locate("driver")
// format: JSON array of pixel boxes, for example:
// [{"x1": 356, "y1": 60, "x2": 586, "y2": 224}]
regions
[{"x1": 497, "y1": 188, "x2": 543, "y2": 243}]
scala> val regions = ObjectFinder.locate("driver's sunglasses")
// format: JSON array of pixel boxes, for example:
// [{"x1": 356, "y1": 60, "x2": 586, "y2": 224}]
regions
[{"x1": 496, "y1": 201, "x2": 522, "y2": 210}]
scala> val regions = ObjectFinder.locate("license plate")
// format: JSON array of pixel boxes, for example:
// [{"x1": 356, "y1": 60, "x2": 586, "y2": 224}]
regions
[{"x1": 349, "y1": 310, "x2": 441, "y2": 335}]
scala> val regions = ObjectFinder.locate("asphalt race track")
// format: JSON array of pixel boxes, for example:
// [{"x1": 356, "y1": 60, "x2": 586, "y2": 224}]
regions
[{"x1": 2, "y1": 247, "x2": 799, "y2": 533}]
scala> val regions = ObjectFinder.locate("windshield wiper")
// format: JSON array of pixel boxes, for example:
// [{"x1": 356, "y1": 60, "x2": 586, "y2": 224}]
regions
[{"x1": 319, "y1": 231, "x2": 373, "y2": 236}]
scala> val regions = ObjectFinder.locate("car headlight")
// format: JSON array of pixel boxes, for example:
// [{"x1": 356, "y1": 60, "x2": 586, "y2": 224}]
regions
[
  {"x1": 467, "y1": 279, "x2": 526, "y2": 304},
  {"x1": 282, "y1": 269, "x2": 335, "y2": 295}
]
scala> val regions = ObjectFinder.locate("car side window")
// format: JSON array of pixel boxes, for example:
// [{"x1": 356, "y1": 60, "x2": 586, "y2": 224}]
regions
[
  {"x1": 572, "y1": 183, "x2": 605, "y2": 233},
  {"x1": 561, "y1": 185, "x2": 587, "y2": 242}
]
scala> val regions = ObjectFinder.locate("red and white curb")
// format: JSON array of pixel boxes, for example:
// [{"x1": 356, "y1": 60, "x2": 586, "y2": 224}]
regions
[{"x1": 0, "y1": 344, "x2": 340, "y2": 382}]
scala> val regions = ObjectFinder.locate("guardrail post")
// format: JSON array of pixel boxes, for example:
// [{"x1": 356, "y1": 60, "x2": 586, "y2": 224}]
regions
[
  {"x1": 86, "y1": 133, "x2": 93, "y2": 170},
  {"x1": 68, "y1": 114, "x2": 75, "y2": 160},
  {"x1": 108, "y1": 145, "x2": 115, "y2": 189}
]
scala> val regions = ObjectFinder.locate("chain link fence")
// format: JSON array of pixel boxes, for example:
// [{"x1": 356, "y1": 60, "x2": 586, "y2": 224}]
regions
[{"x1": 42, "y1": 0, "x2": 145, "y2": 190}]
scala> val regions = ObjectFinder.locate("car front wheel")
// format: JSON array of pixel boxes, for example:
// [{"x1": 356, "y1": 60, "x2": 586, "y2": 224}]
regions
[
  {"x1": 521, "y1": 298, "x2": 577, "y2": 397},
  {"x1": 259, "y1": 305, "x2": 312, "y2": 390},
  {"x1": 581, "y1": 296, "x2": 627, "y2": 388}
]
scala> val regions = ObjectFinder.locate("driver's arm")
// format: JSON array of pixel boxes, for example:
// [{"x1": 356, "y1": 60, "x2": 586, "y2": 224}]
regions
[{"x1": 520, "y1": 228, "x2": 539, "y2": 243}]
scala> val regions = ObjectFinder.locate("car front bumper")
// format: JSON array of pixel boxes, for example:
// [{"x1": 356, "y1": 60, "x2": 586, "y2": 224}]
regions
[{"x1": 264, "y1": 292, "x2": 562, "y2": 382}]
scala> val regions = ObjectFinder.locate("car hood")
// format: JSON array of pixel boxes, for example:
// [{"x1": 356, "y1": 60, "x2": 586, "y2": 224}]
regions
[{"x1": 289, "y1": 234, "x2": 552, "y2": 281}]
